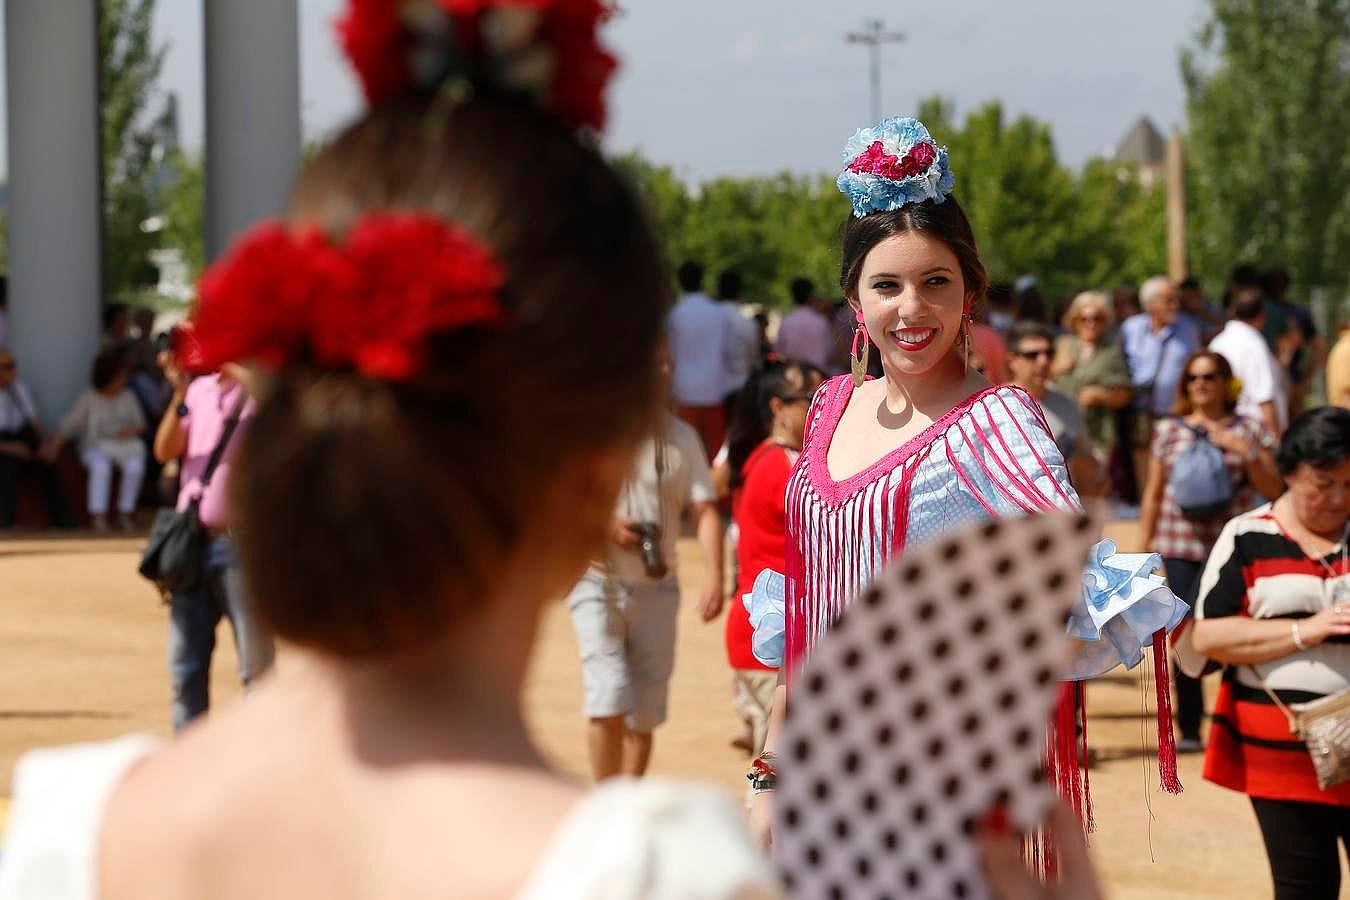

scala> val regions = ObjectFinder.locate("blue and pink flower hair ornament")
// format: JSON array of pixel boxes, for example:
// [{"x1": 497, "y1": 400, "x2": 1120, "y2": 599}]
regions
[{"x1": 836, "y1": 116, "x2": 955, "y2": 218}]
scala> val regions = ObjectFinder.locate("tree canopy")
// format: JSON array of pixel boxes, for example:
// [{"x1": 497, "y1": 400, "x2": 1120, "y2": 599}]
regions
[
  {"x1": 619, "y1": 97, "x2": 1166, "y2": 314},
  {"x1": 1182, "y1": 0, "x2": 1350, "y2": 294}
]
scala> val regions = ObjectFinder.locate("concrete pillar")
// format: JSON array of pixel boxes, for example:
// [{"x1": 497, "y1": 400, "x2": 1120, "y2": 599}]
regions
[
  {"x1": 203, "y1": 1, "x2": 301, "y2": 262},
  {"x1": 4, "y1": 2, "x2": 103, "y2": 424}
]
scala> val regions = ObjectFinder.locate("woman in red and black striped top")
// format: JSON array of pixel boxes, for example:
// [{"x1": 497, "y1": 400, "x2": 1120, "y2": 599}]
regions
[{"x1": 1192, "y1": 406, "x2": 1350, "y2": 899}]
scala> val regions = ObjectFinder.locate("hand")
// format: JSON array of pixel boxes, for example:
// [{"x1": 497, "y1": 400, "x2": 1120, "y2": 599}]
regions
[
  {"x1": 158, "y1": 350, "x2": 190, "y2": 394},
  {"x1": 698, "y1": 585, "x2": 724, "y2": 623},
  {"x1": 38, "y1": 440, "x2": 61, "y2": 463},
  {"x1": 1299, "y1": 607, "x2": 1350, "y2": 647},
  {"x1": 748, "y1": 789, "x2": 775, "y2": 854},
  {"x1": 1209, "y1": 428, "x2": 1252, "y2": 459},
  {"x1": 610, "y1": 517, "x2": 641, "y2": 550},
  {"x1": 1077, "y1": 385, "x2": 1106, "y2": 407},
  {"x1": 0, "y1": 441, "x2": 31, "y2": 460},
  {"x1": 979, "y1": 802, "x2": 1102, "y2": 900}
]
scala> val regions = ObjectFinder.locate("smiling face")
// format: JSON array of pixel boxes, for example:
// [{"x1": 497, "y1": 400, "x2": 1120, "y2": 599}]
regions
[{"x1": 852, "y1": 230, "x2": 968, "y2": 378}]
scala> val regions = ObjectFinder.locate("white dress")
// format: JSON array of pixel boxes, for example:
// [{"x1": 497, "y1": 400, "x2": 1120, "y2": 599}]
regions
[{"x1": 0, "y1": 737, "x2": 781, "y2": 900}]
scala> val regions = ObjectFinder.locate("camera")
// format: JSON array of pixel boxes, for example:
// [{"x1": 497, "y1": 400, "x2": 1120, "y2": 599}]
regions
[{"x1": 634, "y1": 522, "x2": 668, "y2": 580}]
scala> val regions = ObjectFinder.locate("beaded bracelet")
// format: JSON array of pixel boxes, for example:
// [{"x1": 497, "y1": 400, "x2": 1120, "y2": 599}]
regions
[{"x1": 747, "y1": 751, "x2": 778, "y2": 793}]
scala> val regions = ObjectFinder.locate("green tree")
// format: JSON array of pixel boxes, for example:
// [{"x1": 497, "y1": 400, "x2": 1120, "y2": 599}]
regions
[
  {"x1": 1181, "y1": 0, "x2": 1350, "y2": 293},
  {"x1": 921, "y1": 97, "x2": 1166, "y2": 302},
  {"x1": 615, "y1": 99, "x2": 1170, "y2": 312},
  {"x1": 159, "y1": 149, "x2": 204, "y2": 278},
  {"x1": 100, "y1": 0, "x2": 173, "y2": 303}
]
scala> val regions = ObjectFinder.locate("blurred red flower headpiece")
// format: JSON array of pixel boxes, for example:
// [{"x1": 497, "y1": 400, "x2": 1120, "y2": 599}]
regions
[
  {"x1": 336, "y1": 0, "x2": 618, "y2": 131},
  {"x1": 184, "y1": 213, "x2": 506, "y2": 382}
]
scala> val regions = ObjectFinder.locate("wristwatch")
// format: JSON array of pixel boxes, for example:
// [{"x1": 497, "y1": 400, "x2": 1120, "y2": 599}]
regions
[{"x1": 175, "y1": 402, "x2": 189, "y2": 417}]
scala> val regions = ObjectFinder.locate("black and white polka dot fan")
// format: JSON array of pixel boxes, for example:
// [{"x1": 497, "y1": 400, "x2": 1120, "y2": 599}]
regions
[{"x1": 775, "y1": 511, "x2": 1098, "y2": 900}]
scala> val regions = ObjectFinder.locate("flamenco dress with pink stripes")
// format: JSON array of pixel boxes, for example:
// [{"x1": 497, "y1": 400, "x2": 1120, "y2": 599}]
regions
[{"x1": 744, "y1": 374, "x2": 1190, "y2": 809}]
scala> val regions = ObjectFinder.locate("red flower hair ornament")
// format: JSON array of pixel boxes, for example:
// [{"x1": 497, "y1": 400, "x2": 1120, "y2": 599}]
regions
[
  {"x1": 185, "y1": 213, "x2": 506, "y2": 382},
  {"x1": 336, "y1": 0, "x2": 617, "y2": 131}
]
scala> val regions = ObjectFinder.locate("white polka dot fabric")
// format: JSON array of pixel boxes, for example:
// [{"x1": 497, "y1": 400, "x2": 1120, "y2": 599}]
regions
[{"x1": 775, "y1": 511, "x2": 1098, "y2": 900}]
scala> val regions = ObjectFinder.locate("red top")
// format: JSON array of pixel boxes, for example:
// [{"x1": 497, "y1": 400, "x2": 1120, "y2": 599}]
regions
[{"x1": 726, "y1": 440, "x2": 794, "y2": 671}]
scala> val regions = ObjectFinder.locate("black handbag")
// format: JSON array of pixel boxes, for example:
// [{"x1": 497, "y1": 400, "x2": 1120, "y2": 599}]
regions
[{"x1": 139, "y1": 396, "x2": 246, "y2": 595}]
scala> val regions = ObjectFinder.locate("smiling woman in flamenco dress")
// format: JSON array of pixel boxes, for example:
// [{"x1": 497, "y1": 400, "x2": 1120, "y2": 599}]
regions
[{"x1": 743, "y1": 117, "x2": 1188, "y2": 848}]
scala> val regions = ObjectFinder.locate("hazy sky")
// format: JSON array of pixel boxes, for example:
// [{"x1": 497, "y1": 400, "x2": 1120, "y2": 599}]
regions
[{"x1": 0, "y1": 0, "x2": 1209, "y2": 181}]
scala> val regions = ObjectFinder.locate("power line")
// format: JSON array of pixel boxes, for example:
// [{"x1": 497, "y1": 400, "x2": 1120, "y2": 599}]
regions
[{"x1": 845, "y1": 19, "x2": 906, "y2": 124}]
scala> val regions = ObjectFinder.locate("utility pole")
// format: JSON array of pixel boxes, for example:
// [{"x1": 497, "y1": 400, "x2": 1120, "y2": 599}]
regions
[
  {"x1": 846, "y1": 19, "x2": 905, "y2": 123},
  {"x1": 1166, "y1": 130, "x2": 1187, "y2": 282}
]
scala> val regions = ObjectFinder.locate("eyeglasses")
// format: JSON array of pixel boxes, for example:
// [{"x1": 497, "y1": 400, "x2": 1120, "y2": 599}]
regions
[
  {"x1": 1078, "y1": 314, "x2": 1106, "y2": 324},
  {"x1": 776, "y1": 392, "x2": 814, "y2": 404},
  {"x1": 1013, "y1": 349, "x2": 1053, "y2": 361},
  {"x1": 1184, "y1": 372, "x2": 1220, "y2": 384}
]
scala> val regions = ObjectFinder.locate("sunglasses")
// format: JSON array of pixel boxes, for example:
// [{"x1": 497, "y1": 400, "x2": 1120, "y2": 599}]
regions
[
  {"x1": 1013, "y1": 349, "x2": 1053, "y2": 361},
  {"x1": 1184, "y1": 372, "x2": 1220, "y2": 384},
  {"x1": 776, "y1": 392, "x2": 814, "y2": 404}
]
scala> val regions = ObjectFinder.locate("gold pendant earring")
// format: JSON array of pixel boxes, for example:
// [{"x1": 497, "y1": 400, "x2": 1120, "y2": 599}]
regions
[
  {"x1": 851, "y1": 325, "x2": 871, "y2": 388},
  {"x1": 963, "y1": 318, "x2": 971, "y2": 375}
]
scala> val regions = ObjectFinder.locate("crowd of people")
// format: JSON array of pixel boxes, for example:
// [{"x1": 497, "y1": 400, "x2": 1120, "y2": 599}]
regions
[
  {"x1": 0, "y1": 296, "x2": 273, "y2": 732},
  {"x1": 1, "y1": 1, "x2": 1349, "y2": 898},
  {"x1": 0, "y1": 298, "x2": 178, "y2": 533}
]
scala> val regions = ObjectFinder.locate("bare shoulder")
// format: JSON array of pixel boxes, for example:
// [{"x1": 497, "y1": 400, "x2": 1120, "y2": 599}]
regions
[
  {"x1": 96, "y1": 684, "x2": 587, "y2": 900},
  {"x1": 97, "y1": 709, "x2": 275, "y2": 899}
]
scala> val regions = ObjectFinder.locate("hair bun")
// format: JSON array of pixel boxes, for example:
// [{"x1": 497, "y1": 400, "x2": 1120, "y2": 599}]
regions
[{"x1": 336, "y1": 0, "x2": 618, "y2": 131}]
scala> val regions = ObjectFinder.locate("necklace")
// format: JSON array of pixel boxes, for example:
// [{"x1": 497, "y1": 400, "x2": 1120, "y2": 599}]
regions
[
  {"x1": 1318, "y1": 535, "x2": 1350, "y2": 608},
  {"x1": 1283, "y1": 511, "x2": 1350, "y2": 607}
]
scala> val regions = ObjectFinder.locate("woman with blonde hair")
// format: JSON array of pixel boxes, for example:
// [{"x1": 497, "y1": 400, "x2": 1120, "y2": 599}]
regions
[{"x1": 1053, "y1": 290, "x2": 1133, "y2": 489}]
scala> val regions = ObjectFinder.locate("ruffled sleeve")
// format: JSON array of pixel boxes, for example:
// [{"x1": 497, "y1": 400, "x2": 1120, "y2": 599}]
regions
[
  {"x1": 1064, "y1": 539, "x2": 1190, "y2": 680},
  {"x1": 515, "y1": 779, "x2": 782, "y2": 900},
  {"x1": 742, "y1": 569, "x2": 786, "y2": 668}
]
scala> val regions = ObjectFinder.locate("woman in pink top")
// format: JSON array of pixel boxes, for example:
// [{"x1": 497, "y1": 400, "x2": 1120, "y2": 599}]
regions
[{"x1": 746, "y1": 117, "x2": 1187, "y2": 847}]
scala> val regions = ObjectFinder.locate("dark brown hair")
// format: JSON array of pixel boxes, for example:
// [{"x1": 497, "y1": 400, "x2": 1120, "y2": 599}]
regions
[
  {"x1": 839, "y1": 197, "x2": 988, "y2": 308},
  {"x1": 233, "y1": 98, "x2": 669, "y2": 657},
  {"x1": 1172, "y1": 350, "x2": 1237, "y2": 416},
  {"x1": 91, "y1": 348, "x2": 129, "y2": 391}
]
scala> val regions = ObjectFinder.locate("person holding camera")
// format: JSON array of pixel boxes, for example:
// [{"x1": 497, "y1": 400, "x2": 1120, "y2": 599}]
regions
[
  {"x1": 566, "y1": 354, "x2": 724, "y2": 781},
  {"x1": 153, "y1": 349, "x2": 274, "y2": 730}
]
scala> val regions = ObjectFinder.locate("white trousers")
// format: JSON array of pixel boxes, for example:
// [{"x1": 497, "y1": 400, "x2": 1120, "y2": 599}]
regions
[{"x1": 80, "y1": 446, "x2": 145, "y2": 515}]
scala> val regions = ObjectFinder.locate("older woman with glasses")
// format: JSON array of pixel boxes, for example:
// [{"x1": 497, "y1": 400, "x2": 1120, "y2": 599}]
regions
[
  {"x1": 1053, "y1": 291, "x2": 1133, "y2": 486},
  {"x1": 1142, "y1": 349, "x2": 1283, "y2": 751},
  {"x1": 1189, "y1": 407, "x2": 1350, "y2": 899}
]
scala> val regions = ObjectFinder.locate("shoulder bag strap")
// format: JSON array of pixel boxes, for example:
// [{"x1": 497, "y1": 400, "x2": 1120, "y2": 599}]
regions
[
  {"x1": 198, "y1": 394, "x2": 248, "y2": 491},
  {"x1": 1251, "y1": 664, "x2": 1301, "y2": 736}
]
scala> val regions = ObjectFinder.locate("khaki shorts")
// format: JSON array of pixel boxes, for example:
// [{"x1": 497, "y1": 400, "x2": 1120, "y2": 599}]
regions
[{"x1": 566, "y1": 571, "x2": 680, "y2": 732}]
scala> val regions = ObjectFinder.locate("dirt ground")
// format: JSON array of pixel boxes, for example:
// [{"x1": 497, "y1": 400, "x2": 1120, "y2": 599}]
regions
[{"x1": 0, "y1": 524, "x2": 1338, "y2": 898}]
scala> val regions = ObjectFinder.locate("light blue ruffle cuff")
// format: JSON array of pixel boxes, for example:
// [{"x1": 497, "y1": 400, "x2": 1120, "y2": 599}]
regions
[
  {"x1": 743, "y1": 568, "x2": 786, "y2": 669},
  {"x1": 1063, "y1": 539, "x2": 1190, "y2": 681}
]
